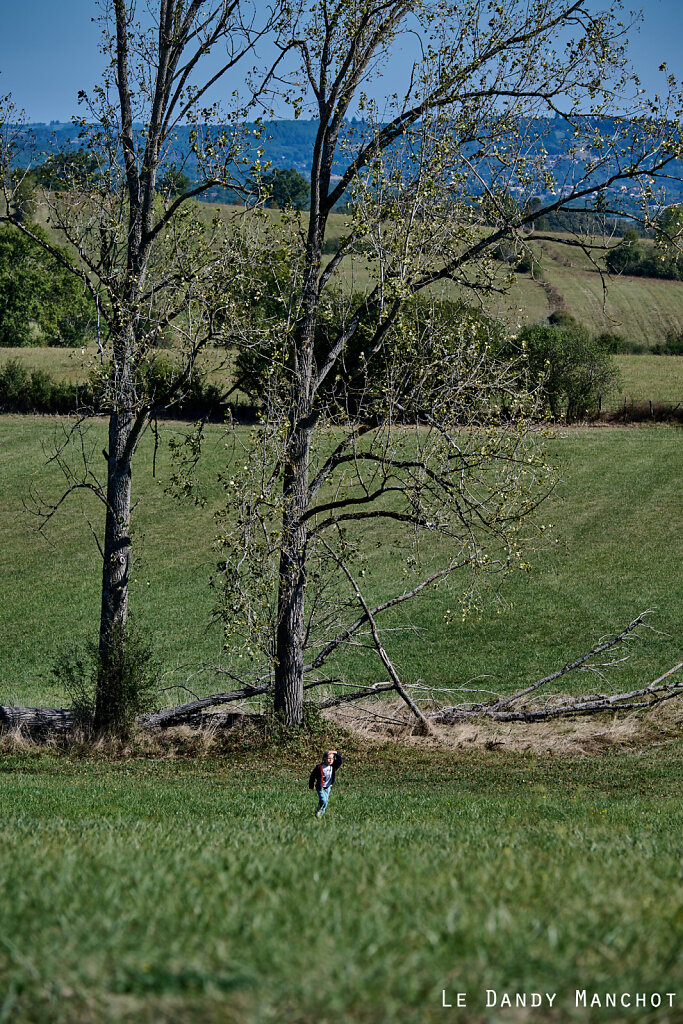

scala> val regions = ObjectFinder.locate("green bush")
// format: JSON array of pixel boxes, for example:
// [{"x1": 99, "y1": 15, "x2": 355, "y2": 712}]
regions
[
  {"x1": 0, "y1": 357, "x2": 30, "y2": 404},
  {"x1": 653, "y1": 331, "x2": 683, "y2": 356},
  {"x1": 0, "y1": 358, "x2": 88, "y2": 412},
  {"x1": 606, "y1": 227, "x2": 683, "y2": 281},
  {"x1": 594, "y1": 331, "x2": 625, "y2": 354},
  {"x1": 35, "y1": 148, "x2": 100, "y2": 192},
  {"x1": 547, "y1": 310, "x2": 578, "y2": 328},
  {"x1": 515, "y1": 250, "x2": 542, "y2": 276},
  {"x1": 262, "y1": 167, "x2": 310, "y2": 211},
  {"x1": 515, "y1": 320, "x2": 620, "y2": 421},
  {"x1": 52, "y1": 624, "x2": 160, "y2": 735},
  {"x1": 0, "y1": 356, "x2": 225, "y2": 417},
  {"x1": 492, "y1": 240, "x2": 541, "y2": 276},
  {"x1": 235, "y1": 286, "x2": 510, "y2": 421}
]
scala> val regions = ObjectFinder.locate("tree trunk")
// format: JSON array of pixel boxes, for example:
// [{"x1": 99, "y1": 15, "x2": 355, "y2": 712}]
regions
[
  {"x1": 272, "y1": 186, "x2": 324, "y2": 727},
  {"x1": 0, "y1": 706, "x2": 82, "y2": 734},
  {"x1": 273, "y1": 422, "x2": 311, "y2": 726},
  {"x1": 94, "y1": 408, "x2": 133, "y2": 732}
]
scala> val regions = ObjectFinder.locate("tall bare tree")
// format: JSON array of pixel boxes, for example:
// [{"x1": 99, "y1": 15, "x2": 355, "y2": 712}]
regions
[
  {"x1": 211, "y1": 0, "x2": 683, "y2": 726},
  {"x1": 0, "y1": 0, "x2": 281, "y2": 731}
]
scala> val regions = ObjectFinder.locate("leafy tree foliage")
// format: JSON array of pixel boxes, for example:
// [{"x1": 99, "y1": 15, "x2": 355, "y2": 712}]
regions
[
  {"x1": 516, "y1": 317, "x2": 620, "y2": 421},
  {"x1": 36, "y1": 148, "x2": 100, "y2": 191},
  {"x1": 236, "y1": 278, "x2": 508, "y2": 419},
  {"x1": 5, "y1": 168, "x2": 39, "y2": 222},
  {"x1": 263, "y1": 167, "x2": 310, "y2": 210},
  {"x1": 0, "y1": 223, "x2": 93, "y2": 346},
  {"x1": 156, "y1": 164, "x2": 192, "y2": 198},
  {"x1": 657, "y1": 330, "x2": 683, "y2": 356},
  {"x1": 606, "y1": 227, "x2": 683, "y2": 279}
]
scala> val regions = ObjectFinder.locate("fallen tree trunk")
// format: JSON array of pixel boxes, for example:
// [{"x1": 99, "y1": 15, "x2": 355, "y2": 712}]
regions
[
  {"x1": 0, "y1": 686, "x2": 271, "y2": 737},
  {"x1": 486, "y1": 614, "x2": 650, "y2": 711},
  {"x1": 2, "y1": 622, "x2": 679, "y2": 738},
  {"x1": 140, "y1": 684, "x2": 271, "y2": 729},
  {"x1": 317, "y1": 682, "x2": 397, "y2": 709},
  {"x1": 3, "y1": 676, "x2": 682, "y2": 737},
  {"x1": 320, "y1": 539, "x2": 436, "y2": 734},
  {"x1": 0, "y1": 706, "x2": 83, "y2": 734},
  {"x1": 432, "y1": 676, "x2": 683, "y2": 724}
]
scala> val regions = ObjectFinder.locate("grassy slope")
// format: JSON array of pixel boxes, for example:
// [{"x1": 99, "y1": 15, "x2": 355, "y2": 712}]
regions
[
  {"x1": 21, "y1": 200, "x2": 683, "y2": 348},
  {"x1": 312, "y1": 214, "x2": 683, "y2": 347},
  {"x1": 339, "y1": 424, "x2": 683, "y2": 695},
  {"x1": 1, "y1": 418, "x2": 681, "y2": 707},
  {"x1": 0, "y1": 744, "x2": 681, "y2": 1024},
  {"x1": 542, "y1": 263, "x2": 683, "y2": 346},
  {"x1": 614, "y1": 354, "x2": 683, "y2": 406}
]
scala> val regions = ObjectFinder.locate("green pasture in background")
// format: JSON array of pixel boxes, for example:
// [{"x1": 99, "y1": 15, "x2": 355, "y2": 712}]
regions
[
  {"x1": 4, "y1": 202, "x2": 683, "y2": 350},
  {"x1": 0, "y1": 418, "x2": 680, "y2": 707},
  {"x1": 614, "y1": 355, "x2": 683, "y2": 407}
]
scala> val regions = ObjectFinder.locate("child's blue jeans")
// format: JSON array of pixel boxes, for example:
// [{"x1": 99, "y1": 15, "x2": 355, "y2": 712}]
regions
[{"x1": 316, "y1": 786, "x2": 331, "y2": 815}]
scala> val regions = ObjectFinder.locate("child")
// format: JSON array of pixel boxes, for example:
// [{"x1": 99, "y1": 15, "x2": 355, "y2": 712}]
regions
[{"x1": 308, "y1": 749, "x2": 343, "y2": 818}]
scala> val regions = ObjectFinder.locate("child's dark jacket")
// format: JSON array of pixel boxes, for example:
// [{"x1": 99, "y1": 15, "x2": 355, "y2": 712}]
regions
[{"x1": 308, "y1": 753, "x2": 343, "y2": 791}]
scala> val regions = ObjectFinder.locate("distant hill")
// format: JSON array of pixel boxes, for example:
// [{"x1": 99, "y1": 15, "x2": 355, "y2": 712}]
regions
[{"x1": 10, "y1": 117, "x2": 683, "y2": 208}]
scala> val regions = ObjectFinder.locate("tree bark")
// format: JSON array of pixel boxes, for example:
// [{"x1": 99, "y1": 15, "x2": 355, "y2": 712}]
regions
[
  {"x1": 274, "y1": 422, "x2": 312, "y2": 726},
  {"x1": 94, "y1": 408, "x2": 134, "y2": 732},
  {"x1": 272, "y1": 187, "x2": 325, "y2": 725}
]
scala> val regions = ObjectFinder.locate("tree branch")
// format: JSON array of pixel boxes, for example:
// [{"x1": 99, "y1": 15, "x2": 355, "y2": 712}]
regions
[
  {"x1": 488, "y1": 612, "x2": 651, "y2": 710},
  {"x1": 319, "y1": 539, "x2": 434, "y2": 733}
]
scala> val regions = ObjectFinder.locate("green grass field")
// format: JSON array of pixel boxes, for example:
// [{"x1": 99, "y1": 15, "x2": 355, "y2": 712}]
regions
[
  {"x1": 1, "y1": 418, "x2": 682, "y2": 1023},
  {"x1": 0, "y1": 742, "x2": 681, "y2": 1024},
  {"x1": 614, "y1": 355, "x2": 683, "y2": 407},
  {"x1": 1, "y1": 418, "x2": 681, "y2": 708}
]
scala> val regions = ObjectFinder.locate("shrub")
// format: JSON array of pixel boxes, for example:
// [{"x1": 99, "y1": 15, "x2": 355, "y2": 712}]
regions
[
  {"x1": 52, "y1": 625, "x2": 160, "y2": 736},
  {"x1": 492, "y1": 240, "x2": 541, "y2": 276},
  {"x1": 606, "y1": 228, "x2": 683, "y2": 281},
  {"x1": 0, "y1": 357, "x2": 30, "y2": 405},
  {"x1": 262, "y1": 167, "x2": 310, "y2": 211},
  {"x1": 515, "y1": 320, "x2": 620, "y2": 421},
  {"x1": 235, "y1": 289, "x2": 509, "y2": 420},
  {"x1": 654, "y1": 331, "x2": 683, "y2": 356},
  {"x1": 594, "y1": 331, "x2": 625, "y2": 354},
  {"x1": 547, "y1": 310, "x2": 578, "y2": 328},
  {"x1": 0, "y1": 358, "x2": 90, "y2": 413},
  {"x1": 0, "y1": 356, "x2": 225, "y2": 418},
  {"x1": 515, "y1": 250, "x2": 542, "y2": 277}
]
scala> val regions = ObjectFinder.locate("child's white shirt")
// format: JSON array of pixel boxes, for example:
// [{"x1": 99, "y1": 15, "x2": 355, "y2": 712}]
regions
[{"x1": 321, "y1": 764, "x2": 333, "y2": 787}]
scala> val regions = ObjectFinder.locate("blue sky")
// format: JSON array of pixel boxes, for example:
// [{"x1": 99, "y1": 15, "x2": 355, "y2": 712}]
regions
[{"x1": 1, "y1": 0, "x2": 681, "y2": 123}]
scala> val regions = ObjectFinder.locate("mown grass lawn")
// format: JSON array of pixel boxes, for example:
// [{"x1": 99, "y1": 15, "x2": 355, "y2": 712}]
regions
[
  {"x1": 1, "y1": 418, "x2": 681, "y2": 706},
  {"x1": 0, "y1": 741, "x2": 681, "y2": 1024}
]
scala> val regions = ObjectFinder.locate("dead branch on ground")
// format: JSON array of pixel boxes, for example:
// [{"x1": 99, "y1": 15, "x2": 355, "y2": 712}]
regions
[{"x1": 2, "y1": 616, "x2": 680, "y2": 738}]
